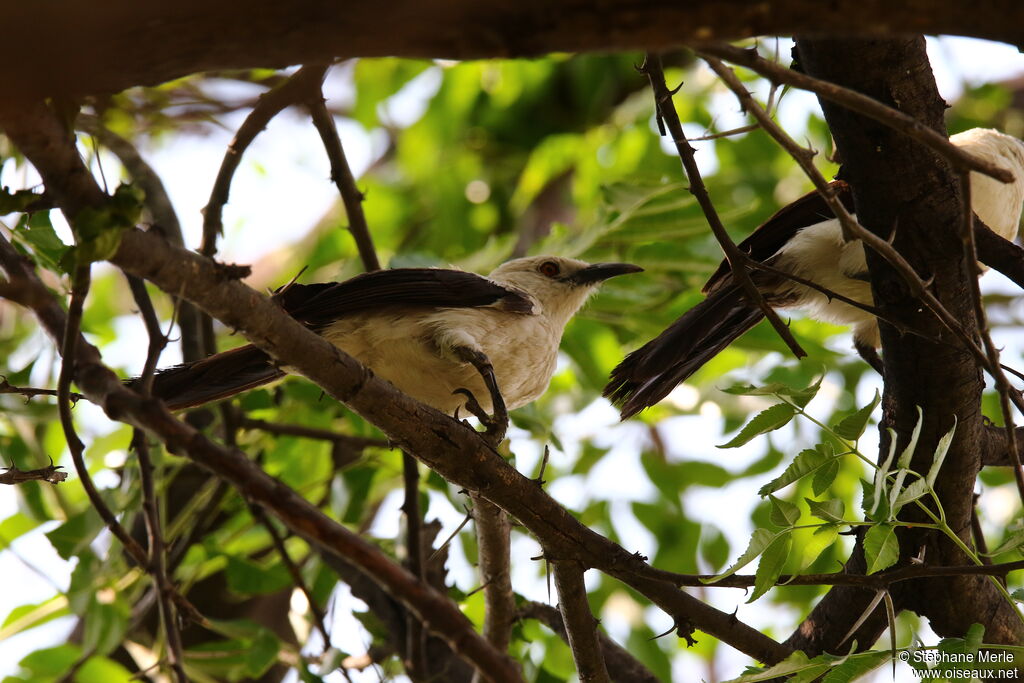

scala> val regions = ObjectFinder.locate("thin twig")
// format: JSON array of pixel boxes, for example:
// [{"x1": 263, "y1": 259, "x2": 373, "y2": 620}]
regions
[
  {"x1": 693, "y1": 42, "x2": 1017, "y2": 184},
  {"x1": 640, "y1": 52, "x2": 807, "y2": 361},
  {"x1": 640, "y1": 557, "x2": 1024, "y2": 589},
  {"x1": 957, "y1": 172, "x2": 1024, "y2": 505},
  {"x1": 199, "y1": 65, "x2": 330, "y2": 354},
  {"x1": 305, "y1": 71, "x2": 381, "y2": 273},
  {"x1": 251, "y1": 504, "x2": 332, "y2": 645},
  {"x1": 0, "y1": 377, "x2": 85, "y2": 403},
  {"x1": 428, "y1": 506, "x2": 473, "y2": 565},
  {"x1": 235, "y1": 414, "x2": 389, "y2": 450},
  {"x1": 400, "y1": 451, "x2": 427, "y2": 678},
  {"x1": 127, "y1": 274, "x2": 186, "y2": 681},
  {"x1": 133, "y1": 432, "x2": 188, "y2": 682},
  {"x1": 58, "y1": 265, "x2": 149, "y2": 568}
]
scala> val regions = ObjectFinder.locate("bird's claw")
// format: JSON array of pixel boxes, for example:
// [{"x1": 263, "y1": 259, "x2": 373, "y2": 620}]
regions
[{"x1": 453, "y1": 387, "x2": 508, "y2": 446}]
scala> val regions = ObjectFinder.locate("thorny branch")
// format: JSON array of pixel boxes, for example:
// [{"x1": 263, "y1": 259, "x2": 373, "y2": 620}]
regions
[
  {"x1": 704, "y1": 55, "x2": 1022, "y2": 410},
  {"x1": 0, "y1": 464, "x2": 67, "y2": 485},
  {"x1": 956, "y1": 173, "x2": 1024, "y2": 504},
  {"x1": 640, "y1": 52, "x2": 807, "y2": 362},
  {"x1": 127, "y1": 275, "x2": 187, "y2": 681},
  {"x1": 692, "y1": 42, "x2": 1017, "y2": 185},
  {"x1": 304, "y1": 71, "x2": 381, "y2": 272}
]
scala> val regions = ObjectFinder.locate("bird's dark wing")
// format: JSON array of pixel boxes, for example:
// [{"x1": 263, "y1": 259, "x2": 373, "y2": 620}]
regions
[
  {"x1": 604, "y1": 285, "x2": 764, "y2": 418},
  {"x1": 703, "y1": 180, "x2": 854, "y2": 294},
  {"x1": 274, "y1": 268, "x2": 534, "y2": 331}
]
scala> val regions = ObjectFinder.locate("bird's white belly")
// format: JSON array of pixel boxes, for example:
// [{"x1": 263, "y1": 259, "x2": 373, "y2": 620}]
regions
[{"x1": 320, "y1": 310, "x2": 558, "y2": 415}]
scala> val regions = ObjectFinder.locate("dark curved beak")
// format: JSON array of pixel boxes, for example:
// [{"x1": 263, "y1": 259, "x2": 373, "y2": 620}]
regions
[{"x1": 565, "y1": 262, "x2": 644, "y2": 286}]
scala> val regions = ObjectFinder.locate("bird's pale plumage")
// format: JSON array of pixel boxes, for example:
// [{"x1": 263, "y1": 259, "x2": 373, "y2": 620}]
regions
[
  {"x1": 145, "y1": 256, "x2": 641, "y2": 414},
  {"x1": 605, "y1": 128, "x2": 1024, "y2": 418}
]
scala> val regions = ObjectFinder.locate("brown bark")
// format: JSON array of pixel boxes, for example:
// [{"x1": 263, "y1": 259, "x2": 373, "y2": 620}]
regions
[{"x1": 5, "y1": 1, "x2": 1024, "y2": 99}]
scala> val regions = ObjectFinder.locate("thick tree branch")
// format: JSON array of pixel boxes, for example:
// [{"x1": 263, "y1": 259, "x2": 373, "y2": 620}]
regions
[{"x1": 5, "y1": 1, "x2": 1024, "y2": 99}]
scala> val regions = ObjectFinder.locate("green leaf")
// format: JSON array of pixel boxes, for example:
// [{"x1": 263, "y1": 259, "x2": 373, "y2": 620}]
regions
[
  {"x1": 82, "y1": 597, "x2": 130, "y2": 656},
  {"x1": 799, "y1": 524, "x2": 839, "y2": 571},
  {"x1": 927, "y1": 417, "x2": 957, "y2": 487},
  {"x1": 65, "y1": 183, "x2": 143, "y2": 267},
  {"x1": 13, "y1": 211, "x2": 70, "y2": 272},
  {"x1": 722, "y1": 649, "x2": 829, "y2": 682},
  {"x1": 897, "y1": 406, "x2": 924, "y2": 470},
  {"x1": 768, "y1": 495, "x2": 800, "y2": 527},
  {"x1": 864, "y1": 523, "x2": 900, "y2": 574},
  {"x1": 45, "y1": 506, "x2": 104, "y2": 560},
  {"x1": 869, "y1": 429, "x2": 899, "y2": 518},
  {"x1": 749, "y1": 531, "x2": 792, "y2": 602},
  {"x1": 806, "y1": 498, "x2": 845, "y2": 523},
  {"x1": 17, "y1": 644, "x2": 82, "y2": 678},
  {"x1": 758, "y1": 443, "x2": 834, "y2": 496},
  {"x1": 892, "y1": 479, "x2": 929, "y2": 512},
  {"x1": 720, "y1": 375, "x2": 821, "y2": 408},
  {"x1": 0, "y1": 186, "x2": 44, "y2": 213},
  {"x1": 225, "y1": 555, "x2": 293, "y2": 596},
  {"x1": 76, "y1": 656, "x2": 134, "y2": 683},
  {"x1": 705, "y1": 528, "x2": 777, "y2": 582},
  {"x1": 833, "y1": 390, "x2": 880, "y2": 441},
  {"x1": 699, "y1": 525, "x2": 731, "y2": 572},
  {"x1": 812, "y1": 458, "x2": 841, "y2": 496},
  {"x1": 820, "y1": 650, "x2": 889, "y2": 683},
  {"x1": 718, "y1": 403, "x2": 796, "y2": 449}
]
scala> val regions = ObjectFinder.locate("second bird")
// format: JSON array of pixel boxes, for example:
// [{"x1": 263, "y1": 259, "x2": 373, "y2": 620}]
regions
[{"x1": 605, "y1": 128, "x2": 1024, "y2": 419}]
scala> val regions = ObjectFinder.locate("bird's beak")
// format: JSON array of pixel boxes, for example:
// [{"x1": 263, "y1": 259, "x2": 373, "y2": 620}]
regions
[{"x1": 565, "y1": 262, "x2": 644, "y2": 286}]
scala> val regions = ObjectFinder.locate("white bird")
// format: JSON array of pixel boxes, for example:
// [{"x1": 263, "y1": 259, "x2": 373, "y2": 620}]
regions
[
  {"x1": 146, "y1": 256, "x2": 641, "y2": 429},
  {"x1": 605, "y1": 128, "x2": 1024, "y2": 418}
]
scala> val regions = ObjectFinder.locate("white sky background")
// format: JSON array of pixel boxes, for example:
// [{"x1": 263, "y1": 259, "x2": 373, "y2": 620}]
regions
[{"x1": 2, "y1": 36, "x2": 1024, "y2": 682}]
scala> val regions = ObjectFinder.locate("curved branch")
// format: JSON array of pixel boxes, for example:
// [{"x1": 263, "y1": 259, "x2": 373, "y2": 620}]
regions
[{"x1": 5, "y1": 1, "x2": 1024, "y2": 99}]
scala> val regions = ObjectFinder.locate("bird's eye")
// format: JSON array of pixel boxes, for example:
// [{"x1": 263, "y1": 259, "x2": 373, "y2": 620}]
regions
[{"x1": 538, "y1": 260, "x2": 560, "y2": 278}]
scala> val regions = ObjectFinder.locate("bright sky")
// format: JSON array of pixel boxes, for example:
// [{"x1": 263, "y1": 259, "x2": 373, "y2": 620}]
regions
[{"x1": 2, "y1": 35, "x2": 1024, "y2": 682}]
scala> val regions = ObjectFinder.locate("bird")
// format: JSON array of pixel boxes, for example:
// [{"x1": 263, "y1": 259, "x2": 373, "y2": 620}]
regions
[
  {"x1": 143, "y1": 256, "x2": 641, "y2": 432},
  {"x1": 604, "y1": 128, "x2": 1024, "y2": 419}
]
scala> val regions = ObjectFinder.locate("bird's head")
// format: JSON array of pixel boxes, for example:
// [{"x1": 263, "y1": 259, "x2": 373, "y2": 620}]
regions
[
  {"x1": 488, "y1": 256, "x2": 642, "y2": 325},
  {"x1": 953, "y1": 128, "x2": 1024, "y2": 242}
]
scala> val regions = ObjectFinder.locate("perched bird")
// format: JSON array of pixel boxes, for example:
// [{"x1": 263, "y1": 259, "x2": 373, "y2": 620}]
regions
[
  {"x1": 145, "y1": 256, "x2": 641, "y2": 429},
  {"x1": 605, "y1": 128, "x2": 1024, "y2": 418}
]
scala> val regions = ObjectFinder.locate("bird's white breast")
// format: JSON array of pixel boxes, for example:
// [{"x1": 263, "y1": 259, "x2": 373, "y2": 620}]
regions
[{"x1": 319, "y1": 306, "x2": 559, "y2": 415}]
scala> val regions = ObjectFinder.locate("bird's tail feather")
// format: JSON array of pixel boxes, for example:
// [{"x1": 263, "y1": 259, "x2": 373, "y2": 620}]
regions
[
  {"x1": 604, "y1": 286, "x2": 765, "y2": 419},
  {"x1": 134, "y1": 344, "x2": 286, "y2": 411}
]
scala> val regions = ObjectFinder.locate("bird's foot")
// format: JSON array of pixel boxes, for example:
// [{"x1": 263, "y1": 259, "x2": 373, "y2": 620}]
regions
[
  {"x1": 854, "y1": 340, "x2": 885, "y2": 376},
  {"x1": 453, "y1": 388, "x2": 508, "y2": 446},
  {"x1": 450, "y1": 346, "x2": 509, "y2": 446}
]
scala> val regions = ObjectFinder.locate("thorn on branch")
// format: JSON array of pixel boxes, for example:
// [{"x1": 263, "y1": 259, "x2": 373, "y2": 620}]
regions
[{"x1": 0, "y1": 464, "x2": 68, "y2": 485}]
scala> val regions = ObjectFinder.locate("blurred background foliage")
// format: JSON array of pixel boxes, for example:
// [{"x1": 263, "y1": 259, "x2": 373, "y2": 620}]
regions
[{"x1": 2, "y1": 47, "x2": 1024, "y2": 681}]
